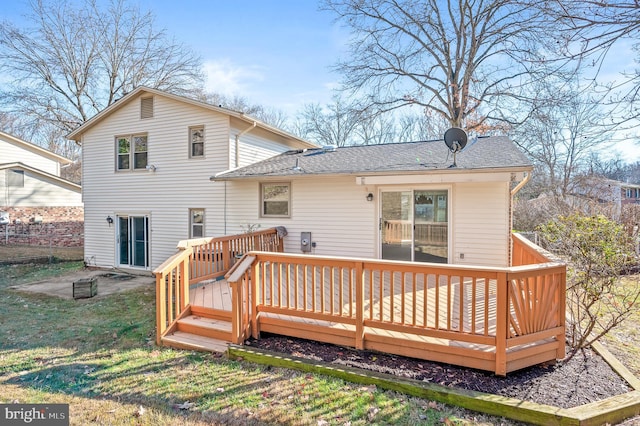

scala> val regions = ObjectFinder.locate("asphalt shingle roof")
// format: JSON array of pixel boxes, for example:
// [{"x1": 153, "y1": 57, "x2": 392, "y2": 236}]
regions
[{"x1": 214, "y1": 135, "x2": 532, "y2": 180}]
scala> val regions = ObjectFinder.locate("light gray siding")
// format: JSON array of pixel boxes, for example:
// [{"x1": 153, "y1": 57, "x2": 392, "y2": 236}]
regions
[
  {"x1": 220, "y1": 176, "x2": 377, "y2": 258},
  {"x1": 0, "y1": 137, "x2": 61, "y2": 175},
  {"x1": 80, "y1": 92, "x2": 300, "y2": 271},
  {"x1": 220, "y1": 178, "x2": 512, "y2": 266},
  {"x1": 1, "y1": 170, "x2": 82, "y2": 207},
  {"x1": 452, "y1": 182, "x2": 510, "y2": 267}
]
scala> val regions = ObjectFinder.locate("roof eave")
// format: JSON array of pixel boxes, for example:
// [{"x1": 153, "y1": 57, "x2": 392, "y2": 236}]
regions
[{"x1": 212, "y1": 165, "x2": 533, "y2": 181}]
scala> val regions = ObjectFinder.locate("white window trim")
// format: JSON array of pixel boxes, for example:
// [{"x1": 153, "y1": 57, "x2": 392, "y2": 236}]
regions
[
  {"x1": 260, "y1": 182, "x2": 291, "y2": 218},
  {"x1": 115, "y1": 134, "x2": 148, "y2": 172},
  {"x1": 189, "y1": 208, "x2": 205, "y2": 238},
  {"x1": 189, "y1": 125, "x2": 205, "y2": 158}
]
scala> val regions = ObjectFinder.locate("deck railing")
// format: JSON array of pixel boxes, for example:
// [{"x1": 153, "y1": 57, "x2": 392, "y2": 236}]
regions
[
  {"x1": 225, "y1": 234, "x2": 565, "y2": 375},
  {"x1": 153, "y1": 228, "x2": 283, "y2": 344}
]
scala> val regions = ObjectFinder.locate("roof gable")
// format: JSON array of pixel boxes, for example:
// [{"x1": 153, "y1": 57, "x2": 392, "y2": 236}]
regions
[
  {"x1": 214, "y1": 136, "x2": 532, "y2": 180},
  {"x1": 66, "y1": 86, "x2": 316, "y2": 149},
  {"x1": 0, "y1": 162, "x2": 81, "y2": 192},
  {"x1": 0, "y1": 131, "x2": 73, "y2": 164}
]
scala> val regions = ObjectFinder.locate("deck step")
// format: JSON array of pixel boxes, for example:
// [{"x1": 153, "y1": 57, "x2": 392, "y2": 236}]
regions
[
  {"x1": 161, "y1": 331, "x2": 229, "y2": 353},
  {"x1": 176, "y1": 315, "x2": 232, "y2": 341}
]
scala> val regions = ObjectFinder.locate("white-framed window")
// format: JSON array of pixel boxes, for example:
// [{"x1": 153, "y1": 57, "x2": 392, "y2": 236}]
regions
[
  {"x1": 116, "y1": 134, "x2": 148, "y2": 171},
  {"x1": 140, "y1": 96, "x2": 154, "y2": 119},
  {"x1": 189, "y1": 208, "x2": 205, "y2": 238},
  {"x1": 189, "y1": 126, "x2": 204, "y2": 158},
  {"x1": 261, "y1": 182, "x2": 290, "y2": 217},
  {"x1": 7, "y1": 169, "x2": 24, "y2": 187}
]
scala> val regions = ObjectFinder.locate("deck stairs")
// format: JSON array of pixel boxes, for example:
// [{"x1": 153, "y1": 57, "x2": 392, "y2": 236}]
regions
[{"x1": 160, "y1": 305, "x2": 233, "y2": 353}]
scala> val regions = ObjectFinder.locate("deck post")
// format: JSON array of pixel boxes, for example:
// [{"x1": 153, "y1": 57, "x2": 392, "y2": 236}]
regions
[
  {"x1": 556, "y1": 271, "x2": 567, "y2": 360},
  {"x1": 222, "y1": 240, "x2": 230, "y2": 271},
  {"x1": 180, "y1": 256, "x2": 189, "y2": 311},
  {"x1": 230, "y1": 279, "x2": 242, "y2": 344},
  {"x1": 155, "y1": 273, "x2": 166, "y2": 345},
  {"x1": 251, "y1": 260, "x2": 260, "y2": 339},
  {"x1": 495, "y1": 271, "x2": 509, "y2": 376},
  {"x1": 355, "y1": 261, "x2": 364, "y2": 350}
]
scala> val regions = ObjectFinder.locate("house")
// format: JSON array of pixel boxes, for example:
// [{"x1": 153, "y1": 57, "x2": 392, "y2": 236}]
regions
[
  {"x1": 0, "y1": 131, "x2": 83, "y2": 246},
  {"x1": 67, "y1": 86, "x2": 316, "y2": 271},
  {"x1": 568, "y1": 175, "x2": 640, "y2": 220},
  {"x1": 70, "y1": 87, "x2": 566, "y2": 376},
  {"x1": 213, "y1": 136, "x2": 532, "y2": 267}
]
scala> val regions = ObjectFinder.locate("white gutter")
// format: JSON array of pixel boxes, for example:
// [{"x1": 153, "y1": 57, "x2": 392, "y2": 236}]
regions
[{"x1": 235, "y1": 121, "x2": 257, "y2": 168}]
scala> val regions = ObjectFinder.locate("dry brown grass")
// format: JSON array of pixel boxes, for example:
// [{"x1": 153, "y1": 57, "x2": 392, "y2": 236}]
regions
[{"x1": 0, "y1": 244, "x2": 83, "y2": 263}]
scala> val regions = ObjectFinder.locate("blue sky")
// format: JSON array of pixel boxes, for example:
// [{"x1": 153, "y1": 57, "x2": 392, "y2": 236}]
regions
[
  {"x1": 2, "y1": 1, "x2": 639, "y2": 160},
  {"x1": 141, "y1": 1, "x2": 347, "y2": 113},
  {"x1": 2, "y1": 0, "x2": 346, "y2": 116}
]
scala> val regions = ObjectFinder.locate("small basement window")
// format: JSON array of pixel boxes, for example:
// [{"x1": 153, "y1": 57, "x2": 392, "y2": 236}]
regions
[{"x1": 261, "y1": 182, "x2": 290, "y2": 217}]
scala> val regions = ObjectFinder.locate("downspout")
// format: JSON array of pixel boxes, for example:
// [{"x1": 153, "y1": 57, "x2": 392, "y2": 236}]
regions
[
  {"x1": 224, "y1": 181, "x2": 227, "y2": 235},
  {"x1": 235, "y1": 121, "x2": 257, "y2": 168},
  {"x1": 509, "y1": 171, "x2": 532, "y2": 265}
]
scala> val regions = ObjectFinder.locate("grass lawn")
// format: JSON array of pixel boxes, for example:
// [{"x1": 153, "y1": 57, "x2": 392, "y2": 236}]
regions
[
  {"x1": 601, "y1": 274, "x2": 640, "y2": 377},
  {"x1": 0, "y1": 262, "x2": 513, "y2": 425}
]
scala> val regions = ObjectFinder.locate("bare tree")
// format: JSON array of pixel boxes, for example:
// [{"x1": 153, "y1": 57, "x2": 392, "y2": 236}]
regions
[
  {"x1": 200, "y1": 92, "x2": 290, "y2": 130},
  {"x1": 543, "y1": 1, "x2": 640, "y2": 124},
  {"x1": 0, "y1": 0, "x2": 203, "y2": 141},
  {"x1": 396, "y1": 111, "x2": 448, "y2": 142},
  {"x1": 323, "y1": 0, "x2": 550, "y2": 129},
  {"x1": 294, "y1": 94, "x2": 364, "y2": 146},
  {"x1": 510, "y1": 76, "x2": 614, "y2": 197},
  {"x1": 354, "y1": 112, "x2": 396, "y2": 145}
]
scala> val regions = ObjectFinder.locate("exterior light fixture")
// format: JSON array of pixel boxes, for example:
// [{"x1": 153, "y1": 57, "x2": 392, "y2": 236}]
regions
[
  {"x1": 366, "y1": 193, "x2": 374, "y2": 202},
  {"x1": 106, "y1": 216, "x2": 114, "y2": 226}
]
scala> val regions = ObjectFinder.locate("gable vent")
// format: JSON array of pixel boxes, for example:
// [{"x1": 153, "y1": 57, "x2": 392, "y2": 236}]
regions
[{"x1": 140, "y1": 96, "x2": 154, "y2": 119}]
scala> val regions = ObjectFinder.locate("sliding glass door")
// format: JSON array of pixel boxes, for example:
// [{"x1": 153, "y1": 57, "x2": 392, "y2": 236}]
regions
[
  {"x1": 117, "y1": 215, "x2": 149, "y2": 268},
  {"x1": 381, "y1": 190, "x2": 448, "y2": 263}
]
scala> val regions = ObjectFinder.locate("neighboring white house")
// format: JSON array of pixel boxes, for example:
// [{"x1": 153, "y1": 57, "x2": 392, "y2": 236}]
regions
[
  {"x1": 568, "y1": 175, "x2": 640, "y2": 220},
  {"x1": 214, "y1": 137, "x2": 532, "y2": 267},
  {"x1": 0, "y1": 131, "x2": 83, "y2": 246},
  {"x1": 67, "y1": 87, "x2": 316, "y2": 271}
]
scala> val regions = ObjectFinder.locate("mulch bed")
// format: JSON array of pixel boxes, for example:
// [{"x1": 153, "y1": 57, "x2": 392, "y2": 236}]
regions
[{"x1": 247, "y1": 334, "x2": 632, "y2": 409}]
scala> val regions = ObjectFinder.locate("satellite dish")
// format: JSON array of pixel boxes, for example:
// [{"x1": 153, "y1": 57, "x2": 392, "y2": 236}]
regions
[
  {"x1": 444, "y1": 127, "x2": 468, "y2": 153},
  {"x1": 443, "y1": 127, "x2": 467, "y2": 168}
]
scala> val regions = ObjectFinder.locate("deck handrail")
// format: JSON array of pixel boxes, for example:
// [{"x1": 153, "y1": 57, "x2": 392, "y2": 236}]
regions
[
  {"x1": 153, "y1": 227, "x2": 283, "y2": 344},
  {"x1": 511, "y1": 232, "x2": 561, "y2": 266},
  {"x1": 225, "y1": 247, "x2": 565, "y2": 375}
]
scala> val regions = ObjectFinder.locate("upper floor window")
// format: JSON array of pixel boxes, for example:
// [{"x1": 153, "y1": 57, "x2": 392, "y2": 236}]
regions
[
  {"x1": 189, "y1": 208, "x2": 204, "y2": 238},
  {"x1": 261, "y1": 182, "x2": 290, "y2": 217},
  {"x1": 189, "y1": 126, "x2": 204, "y2": 158},
  {"x1": 116, "y1": 134, "x2": 148, "y2": 171},
  {"x1": 141, "y1": 97, "x2": 154, "y2": 119}
]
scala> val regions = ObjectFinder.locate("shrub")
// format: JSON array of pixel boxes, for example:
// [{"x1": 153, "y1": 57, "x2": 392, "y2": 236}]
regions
[{"x1": 538, "y1": 214, "x2": 640, "y2": 355}]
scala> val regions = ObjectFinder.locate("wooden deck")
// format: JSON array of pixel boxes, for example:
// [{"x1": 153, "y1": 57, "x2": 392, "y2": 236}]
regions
[{"x1": 155, "y1": 229, "x2": 566, "y2": 375}]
